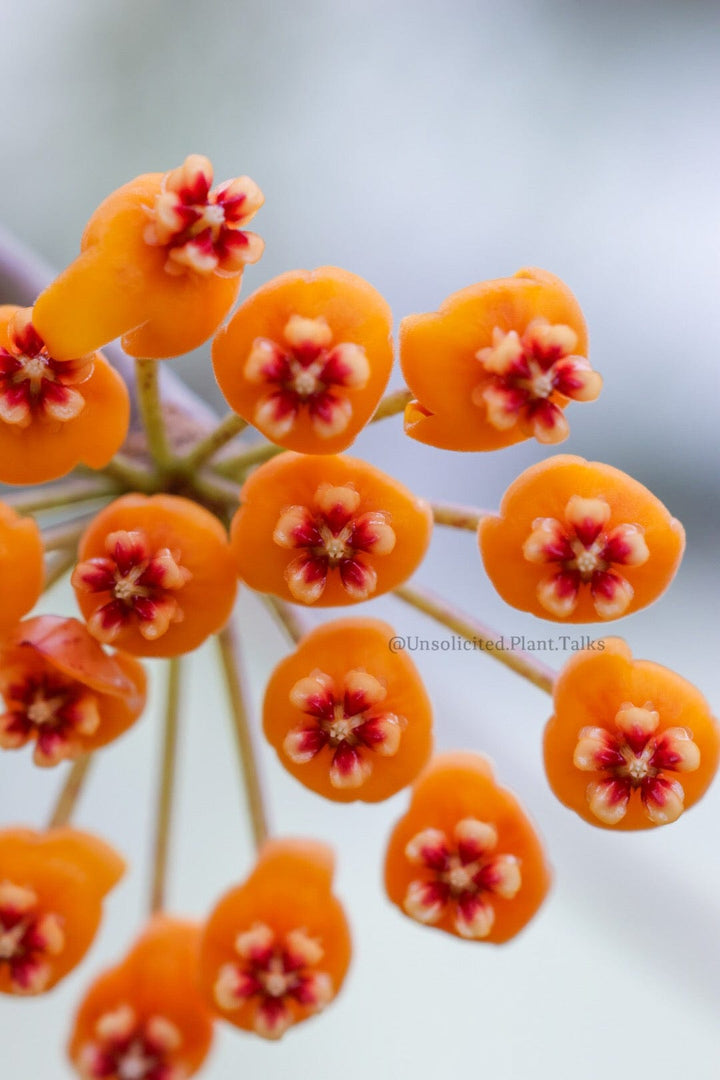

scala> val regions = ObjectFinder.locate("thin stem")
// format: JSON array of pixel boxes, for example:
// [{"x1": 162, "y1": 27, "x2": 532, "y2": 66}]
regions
[
  {"x1": 136, "y1": 358, "x2": 172, "y2": 470},
  {"x1": 217, "y1": 624, "x2": 270, "y2": 850},
  {"x1": 44, "y1": 549, "x2": 77, "y2": 591},
  {"x1": 98, "y1": 453, "x2": 157, "y2": 492},
  {"x1": 179, "y1": 411, "x2": 248, "y2": 471},
  {"x1": 42, "y1": 515, "x2": 94, "y2": 553},
  {"x1": 191, "y1": 469, "x2": 242, "y2": 510},
  {"x1": 150, "y1": 658, "x2": 183, "y2": 915},
  {"x1": 394, "y1": 584, "x2": 556, "y2": 695},
  {"x1": 370, "y1": 387, "x2": 413, "y2": 422},
  {"x1": 430, "y1": 501, "x2": 489, "y2": 531},
  {"x1": 262, "y1": 594, "x2": 307, "y2": 645},
  {"x1": 214, "y1": 439, "x2": 283, "y2": 479},
  {"x1": 2, "y1": 477, "x2": 120, "y2": 515},
  {"x1": 47, "y1": 755, "x2": 93, "y2": 828}
]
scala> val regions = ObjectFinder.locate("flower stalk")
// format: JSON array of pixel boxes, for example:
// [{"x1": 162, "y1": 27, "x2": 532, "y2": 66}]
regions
[
  {"x1": 150, "y1": 657, "x2": 183, "y2": 914},
  {"x1": 47, "y1": 754, "x2": 94, "y2": 828}
]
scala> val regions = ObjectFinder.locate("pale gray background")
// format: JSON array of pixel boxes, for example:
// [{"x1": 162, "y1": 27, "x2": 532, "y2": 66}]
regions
[{"x1": 1, "y1": 1, "x2": 719, "y2": 1077}]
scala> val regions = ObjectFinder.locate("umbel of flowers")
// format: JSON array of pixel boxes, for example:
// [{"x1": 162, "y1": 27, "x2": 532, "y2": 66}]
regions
[{"x1": 0, "y1": 155, "x2": 716, "y2": 1076}]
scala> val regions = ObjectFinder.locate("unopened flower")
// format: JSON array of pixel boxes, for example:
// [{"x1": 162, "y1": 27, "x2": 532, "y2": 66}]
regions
[
  {"x1": 385, "y1": 753, "x2": 551, "y2": 943},
  {"x1": 212, "y1": 267, "x2": 393, "y2": 453},
  {"x1": 263, "y1": 618, "x2": 433, "y2": 801},
  {"x1": 0, "y1": 502, "x2": 44, "y2": 636},
  {"x1": 544, "y1": 638, "x2": 720, "y2": 829},
  {"x1": 478, "y1": 455, "x2": 685, "y2": 621},
  {"x1": 400, "y1": 268, "x2": 598, "y2": 450}
]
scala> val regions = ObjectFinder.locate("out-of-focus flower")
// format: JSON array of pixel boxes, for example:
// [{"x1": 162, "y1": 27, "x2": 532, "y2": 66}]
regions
[
  {"x1": 230, "y1": 452, "x2": 432, "y2": 605},
  {"x1": 72, "y1": 494, "x2": 237, "y2": 657},
  {"x1": 478, "y1": 455, "x2": 685, "y2": 621},
  {"x1": 68, "y1": 916, "x2": 214, "y2": 1078},
  {"x1": 213, "y1": 267, "x2": 394, "y2": 453},
  {"x1": 0, "y1": 502, "x2": 44, "y2": 635},
  {"x1": 0, "y1": 307, "x2": 129, "y2": 484},
  {"x1": 0, "y1": 828, "x2": 124, "y2": 996},
  {"x1": 385, "y1": 753, "x2": 551, "y2": 942},
  {"x1": 263, "y1": 618, "x2": 433, "y2": 800},
  {"x1": 0, "y1": 616, "x2": 146, "y2": 766},
  {"x1": 199, "y1": 839, "x2": 351, "y2": 1040},
  {"x1": 400, "y1": 268, "x2": 598, "y2": 450},
  {"x1": 544, "y1": 638, "x2": 720, "y2": 829},
  {"x1": 33, "y1": 155, "x2": 264, "y2": 360}
]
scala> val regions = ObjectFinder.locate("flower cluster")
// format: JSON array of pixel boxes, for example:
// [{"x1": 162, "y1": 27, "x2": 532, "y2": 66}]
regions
[{"x1": 0, "y1": 155, "x2": 715, "y2": 1076}]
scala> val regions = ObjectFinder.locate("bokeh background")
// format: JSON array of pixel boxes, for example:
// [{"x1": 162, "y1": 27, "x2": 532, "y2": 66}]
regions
[{"x1": 1, "y1": 1, "x2": 719, "y2": 1076}]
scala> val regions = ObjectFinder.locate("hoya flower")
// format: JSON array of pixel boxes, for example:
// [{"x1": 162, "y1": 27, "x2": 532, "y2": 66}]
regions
[
  {"x1": 0, "y1": 502, "x2": 44, "y2": 636},
  {"x1": 230, "y1": 452, "x2": 432, "y2": 605},
  {"x1": 544, "y1": 638, "x2": 720, "y2": 829},
  {"x1": 400, "y1": 268, "x2": 599, "y2": 450},
  {"x1": 385, "y1": 753, "x2": 551, "y2": 943},
  {"x1": 33, "y1": 155, "x2": 264, "y2": 360},
  {"x1": 212, "y1": 267, "x2": 394, "y2": 453},
  {"x1": 0, "y1": 828, "x2": 124, "y2": 996},
  {"x1": 478, "y1": 455, "x2": 685, "y2": 621},
  {"x1": 0, "y1": 306, "x2": 129, "y2": 485},
  {"x1": 72, "y1": 494, "x2": 238, "y2": 657},
  {"x1": 0, "y1": 616, "x2": 146, "y2": 766},
  {"x1": 263, "y1": 618, "x2": 433, "y2": 801},
  {"x1": 68, "y1": 916, "x2": 214, "y2": 1079},
  {"x1": 198, "y1": 839, "x2": 351, "y2": 1040}
]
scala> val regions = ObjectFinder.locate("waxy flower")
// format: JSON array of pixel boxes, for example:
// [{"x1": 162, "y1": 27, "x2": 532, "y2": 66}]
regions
[
  {"x1": 72, "y1": 494, "x2": 238, "y2": 657},
  {"x1": 400, "y1": 268, "x2": 598, "y2": 450},
  {"x1": 0, "y1": 502, "x2": 44, "y2": 635},
  {"x1": 0, "y1": 307, "x2": 129, "y2": 485},
  {"x1": 69, "y1": 916, "x2": 214, "y2": 1079},
  {"x1": 544, "y1": 638, "x2": 720, "y2": 829},
  {"x1": 199, "y1": 839, "x2": 351, "y2": 1040},
  {"x1": 33, "y1": 155, "x2": 264, "y2": 360},
  {"x1": 213, "y1": 267, "x2": 394, "y2": 453},
  {"x1": 263, "y1": 618, "x2": 433, "y2": 800},
  {"x1": 230, "y1": 452, "x2": 432, "y2": 605},
  {"x1": 385, "y1": 753, "x2": 551, "y2": 943},
  {"x1": 0, "y1": 616, "x2": 146, "y2": 766},
  {"x1": 0, "y1": 828, "x2": 124, "y2": 995},
  {"x1": 479, "y1": 455, "x2": 685, "y2": 621}
]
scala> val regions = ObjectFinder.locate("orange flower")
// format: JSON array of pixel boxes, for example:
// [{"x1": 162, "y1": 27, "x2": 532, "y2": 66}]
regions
[
  {"x1": 0, "y1": 307, "x2": 129, "y2": 485},
  {"x1": 71, "y1": 494, "x2": 238, "y2": 658},
  {"x1": 263, "y1": 618, "x2": 433, "y2": 801},
  {"x1": 0, "y1": 827, "x2": 124, "y2": 995},
  {"x1": 544, "y1": 638, "x2": 720, "y2": 830},
  {"x1": 68, "y1": 916, "x2": 214, "y2": 1078},
  {"x1": 33, "y1": 155, "x2": 264, "y2": 361},
  {"x1": 198, "y1": 838, "x2": 351, "y2": 1040},
  {"x1": 0, "y1": 502, "x2": 44, "y2": 635},
  {"x1": 0, "y1": 616, "x2": 146, "y2": 766},
  {"x1": 230, "y1": 452, "x2": 432, "y2": 605},
  {"x1": 478, "y1": 455, "x2": 685, "y2": 621},
  {"x1": 400, "y1": 267, "x2": 599, "y2": 450},
  {"x1": 212, "y1": 267, "x2": 393, "y2": 453},
  {"x1": 385, "y1": 753, "x2": 551, "y2": 943}
]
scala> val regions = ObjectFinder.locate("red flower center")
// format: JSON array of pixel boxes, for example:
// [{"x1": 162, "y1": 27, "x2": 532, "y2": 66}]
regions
[
  {"x1": 72, "y1": 530, "x2": 192, "y2": 644},
  {"x1": 0, "y1": 881, "x2": 65, "y2": 994},
  {"x1": 574, "y1": 703, "x2": 701, "y2": 826},
  {"x1": 284, "y1": 668, "x2": 404, "y2": 788},
  {"x1": 522, "y1": 495, "x2": 649, "y2": 618},
  {"x1": 0, "y1": 311, "x2": 92, "y2": 429},
  {"x1": 214, "y1": 923, "x2": 333, "y2": 1040},
  {"x1": 0, "y1": 670, "x2": 99, "y2": 766},
  {"x1": 78, "y1": 1005, "x2": 183, "y2": 1080},
  {"x1": 273, "y1": 482, "x2": 395, "y2": 603}
]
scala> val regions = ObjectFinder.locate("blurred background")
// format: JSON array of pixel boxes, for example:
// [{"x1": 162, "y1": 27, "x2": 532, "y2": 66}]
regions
[{"x1": 1, "y1": 0, "x2": 719, "y2": 1076}]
